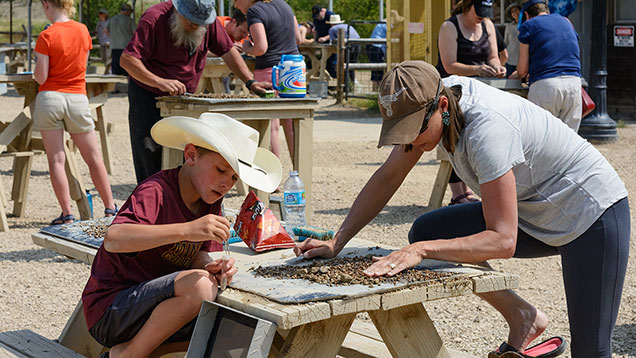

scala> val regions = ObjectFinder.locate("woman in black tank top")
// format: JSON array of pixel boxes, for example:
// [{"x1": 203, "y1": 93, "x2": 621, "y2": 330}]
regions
[{"x1": 436, "y1": 0, "x2": 505, "y2": 79}]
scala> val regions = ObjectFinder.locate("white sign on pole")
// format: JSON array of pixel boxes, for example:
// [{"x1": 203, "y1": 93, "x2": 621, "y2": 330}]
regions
[{"x1": 614, "y1": 26, "x2": 634, "y2": 47}]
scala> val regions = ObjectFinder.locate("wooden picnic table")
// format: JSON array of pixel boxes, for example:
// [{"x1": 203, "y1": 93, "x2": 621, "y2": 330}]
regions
[
  {"x1": 195, "y1": 56, "x2": 256, "y2": 95},
  {"x1": 155, "y1": 95, "x2": 319, "y2": 221},
  {"x1": 299, "y1": 42, "x2": 338, "y2": 82},
  {"x1": 31, "y1": 224, "x2": 518, "y2": 358},
  {"x1": 0, "y1": 74, "x2": 127, "y2": 231}
]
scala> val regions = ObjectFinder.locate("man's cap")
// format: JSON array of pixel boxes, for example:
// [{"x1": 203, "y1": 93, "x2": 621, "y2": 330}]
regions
[
  {"x1": 151, "y1": 113, "x2": 282, "y2": 193},
  {"x1": 120, "y1": 3, "x2": 133, "y2": 11},
  {"x1": 326, "y1": 14, "x2": 344, "y2": 24},
  {"x1": 377, "y1": 61, "x2": 442, "y2": 147},
  {"x1": 173, "y1": 0, "x2": 217, "y2": 26},
  {"x1": 473, "y1": 0, "x2": 494, "y2": 18},
  {"x1": 98, "y1": 8, "x2": 108, "y2": 14},
  {"x1": 312, "y1": 5, "x2": 322, "y2": 19}
]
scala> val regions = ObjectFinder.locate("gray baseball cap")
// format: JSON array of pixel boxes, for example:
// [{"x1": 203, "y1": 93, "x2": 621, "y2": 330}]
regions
[{"x1": 173, "y1": 0, "x2": 217, "y2": 26}]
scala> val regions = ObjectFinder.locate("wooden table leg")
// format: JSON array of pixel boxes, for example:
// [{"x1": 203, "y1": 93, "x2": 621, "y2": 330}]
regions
[
  {"x1": 369, "y1": 303, "x2": 451, "y2": 358},
  {"x1": 59, "y1": 300, "x2": 106, "y2": 358},
  {"x1": 63, "y1": 141, "x2": 91, "y2": 220},
  {"x1": 94, "y1": 105, "x2": 113, "y2": 175},
  {"x1": 427, "y1": 147, "x2": 453, "y2": 212},
  {"x1": 0, "y1": 174, "x2": 8, "y2": 232},
  {"x1": 319, "y1": 48, "x2": 328, "y2": 82},
  {"x1": 270, "y1": 313, "x2": 355, "y2": 358},
  {"x1": 292, "y1": 115, "x2": 313, "y2": 223},
  {"x1": 11, "y1": 154, "x2": 33, "y2": 218}
]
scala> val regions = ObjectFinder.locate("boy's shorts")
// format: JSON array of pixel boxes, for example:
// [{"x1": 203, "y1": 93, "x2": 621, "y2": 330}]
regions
[
  {"x1": 89, "y1": 271, "x2": 197, "y2": 348},
  {"x1": 33, "y1": 91, "x2": 95, "y2": 133}
]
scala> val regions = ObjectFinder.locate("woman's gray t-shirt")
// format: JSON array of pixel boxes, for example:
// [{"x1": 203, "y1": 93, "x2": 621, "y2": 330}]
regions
[{"x1": 441, "y1": 76, "x2": 627, "y2": 246}]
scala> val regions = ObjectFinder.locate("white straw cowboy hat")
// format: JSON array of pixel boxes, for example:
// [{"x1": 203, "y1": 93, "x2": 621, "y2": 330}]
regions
[
  {"x1": 326, "y1": 14, "x2": 345, "y2": 24},
  {"x1": 151, "y1": 113, "x2": 282, "y2": 193}
]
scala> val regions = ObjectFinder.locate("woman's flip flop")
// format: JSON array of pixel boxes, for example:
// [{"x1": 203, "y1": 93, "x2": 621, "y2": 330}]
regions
[{"x1": 488, "y1": 336, "x2": 567, "y2": 358}]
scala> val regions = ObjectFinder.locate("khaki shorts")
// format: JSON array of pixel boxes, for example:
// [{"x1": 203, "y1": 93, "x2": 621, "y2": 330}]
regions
[{"x1": 33, "y1": 91, "x2": 94, "y2": 133}]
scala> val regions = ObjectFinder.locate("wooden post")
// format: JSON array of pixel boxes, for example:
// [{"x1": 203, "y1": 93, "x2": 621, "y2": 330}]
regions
[
  {"x1": 336, "y1": 28, "x2": 345, "y2": 104},
  {"x1": 369, "y1": 303, "x2": 451, "y2": 358}
]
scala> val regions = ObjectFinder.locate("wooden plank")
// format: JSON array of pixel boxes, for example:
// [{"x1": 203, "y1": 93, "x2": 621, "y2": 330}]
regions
[
  {"x1": 380, "y1": 276, "x2": 473, "y2": 311},
  {"x1": 10, "y1": 154, "x2": 32, "y2": 217},
  {"x1": 31, "y1": 232, "x2": 97, "y2": 264},
  {"x1": 0, "y1": 108, "x2": 31, "y2": 148},
  {"x1": 216, "y1": 289, "x2": 331, "y2": 330},
  {"x1": 339, "y1": 330, "x2": 390, "y2": 358},
  {"x1": 369, "y1": 303, "x2": 451, "y2": 358},
  {"x1": 94, "y1": 106, "x2": 113, "y2": 174},
  {"x1": 328, "y1": 295, "x2": 381, "y2": 316},
  {"x1": 427, "y1": 156, "x2": 452, "y2": 212},
  {"x1": 58, "y1": 302, "x2": 104, "y2": 358},
  {"x1": 0, "y1": 330, "x2": 85, "y2": 358},
  {"x1": 471, "y1": 271, "x2": 519, "y2": 293},
  {"x1": 0, "y1": 342, "x2": 28, "y2": 358},
  {"x1": 0, "y1": 174, "x2": 8, "y2": 232},
  {"x1": 63, "y1": 142, "x2": 91, "y2": 220},
  {"x1": 272, "y1": 313, "x2": 355, "y2": 358}
]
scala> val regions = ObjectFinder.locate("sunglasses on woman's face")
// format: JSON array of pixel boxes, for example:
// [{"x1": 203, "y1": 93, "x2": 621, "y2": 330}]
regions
[{"x1": 419, "y1": 79, "x2": 442, "y2": 134}]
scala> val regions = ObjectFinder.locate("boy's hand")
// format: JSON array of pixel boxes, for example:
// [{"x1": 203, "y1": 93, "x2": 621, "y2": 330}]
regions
[
  {"x1": 188, "y1": 214, "x2": 231, "y2": 244},
  {"x1": 204, "y1": 257, "x2": 238, "y2": 286}
]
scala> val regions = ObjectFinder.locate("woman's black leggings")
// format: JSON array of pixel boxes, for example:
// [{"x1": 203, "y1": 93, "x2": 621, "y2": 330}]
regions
[{"x1": 408, "y1": 197, "x2": 630, "y2": 358}]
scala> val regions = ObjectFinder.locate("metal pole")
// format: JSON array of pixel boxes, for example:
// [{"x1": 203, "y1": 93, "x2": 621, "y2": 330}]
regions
[
  {"x1": 500, "y1": 0, "x2": 504, "y2": 24},
  {"x1": 578, "y1": 0, "x2": 617, "y2": 142},
  {"x1": 329, "y1": 0, "x2": 333, "y2": 12},
  {"x1": 10, "y1": 0, "x2": 13, "y2": 44},
  {"x1": 380, "y1": 0, "x2": 384, "y2": 20},
  {"x1": 27, "y1": 0, "x2": 32, "y2": 72},
  {"x1": 218, "y1": 0, "x2": 224, "y2": 16},
  {"x1": 79, "y1": 0, "x2": 83, "y2": 23}
]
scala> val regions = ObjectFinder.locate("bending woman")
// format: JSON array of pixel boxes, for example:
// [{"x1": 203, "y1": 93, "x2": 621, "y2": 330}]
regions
[{"x1": 295, "y1": 62, "x2": 629, "y2": 358}]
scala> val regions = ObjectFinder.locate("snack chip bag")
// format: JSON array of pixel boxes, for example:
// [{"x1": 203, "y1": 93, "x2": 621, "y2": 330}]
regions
[{"x1": 234, "y1": 191, "x2": 295, "y2": 252}]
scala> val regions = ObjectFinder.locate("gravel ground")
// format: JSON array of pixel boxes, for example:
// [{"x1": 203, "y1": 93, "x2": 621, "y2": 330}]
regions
[{"x1": 0, "y1": 91, "x2": 634, "y2": 357}]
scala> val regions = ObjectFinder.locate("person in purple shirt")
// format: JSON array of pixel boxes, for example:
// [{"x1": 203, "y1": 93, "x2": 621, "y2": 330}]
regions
[{"x1": 120, "y1": 0, "x2": 271, "y2": 184}]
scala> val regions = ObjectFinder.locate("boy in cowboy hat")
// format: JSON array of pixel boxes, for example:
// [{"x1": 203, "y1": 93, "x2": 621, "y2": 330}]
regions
[{"x1": 82, "y1": 114, "x2": 282, "y2": 358}]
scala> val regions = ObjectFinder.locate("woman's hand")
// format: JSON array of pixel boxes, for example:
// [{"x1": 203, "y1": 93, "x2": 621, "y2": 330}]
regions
[
  {"x1": 363, "y1": 244, "x2": 424, "y2": 277},
  {"x1": 186, "y1": 214, "x2": 231, "y2": 244},
  {"x1": 204, "y1": 257, "x2": 238, "y2": 286},
  {"x1": 476, "y1": 64, "x2": 498, "y2": 77},
  {"x1": 495, "y1": 65, "x2": 507, "y2": 78},
  {"x1": 294, "y1": 238, "x2": 340, "y2": 259}
]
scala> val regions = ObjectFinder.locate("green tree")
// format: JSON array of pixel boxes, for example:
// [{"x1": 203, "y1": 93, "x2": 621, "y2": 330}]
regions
[{"x1": 287, "y1": 0, "x2": 383, "y2": 38}]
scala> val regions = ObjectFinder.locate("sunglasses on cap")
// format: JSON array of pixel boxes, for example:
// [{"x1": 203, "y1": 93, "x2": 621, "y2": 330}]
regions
[{"x1": 419, "y1": 79, "x2": 442, "y2": 134}]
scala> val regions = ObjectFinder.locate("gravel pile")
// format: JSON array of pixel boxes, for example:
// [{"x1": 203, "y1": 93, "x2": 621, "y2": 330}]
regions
[{"x1": 251, "y1": 254, "x2": 455, "y2": 287}]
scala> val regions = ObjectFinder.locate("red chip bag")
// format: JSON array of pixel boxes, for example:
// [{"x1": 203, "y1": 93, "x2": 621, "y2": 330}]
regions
[{"x1": 234, "y1": 191, "x2": 295, "y2": 252}]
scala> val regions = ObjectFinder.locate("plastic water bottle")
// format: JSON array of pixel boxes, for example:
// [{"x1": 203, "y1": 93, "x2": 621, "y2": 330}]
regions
[
  {"x1": 85, "y1": 190, "x2": 94, "y2": 219},
  {"x1": 283, "y1": 170, "x2": 307, "y2": 231}
]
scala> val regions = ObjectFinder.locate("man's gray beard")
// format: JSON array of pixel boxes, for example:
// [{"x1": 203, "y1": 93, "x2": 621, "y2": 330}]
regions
[{"x1": 170, "y1": 11, "x2": 207, "y2": 52}]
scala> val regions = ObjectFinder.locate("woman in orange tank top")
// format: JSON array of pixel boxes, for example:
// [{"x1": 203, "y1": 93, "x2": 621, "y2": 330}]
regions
[{"x1": 34, "y1": 0, "x2": 117, "y2": 224}]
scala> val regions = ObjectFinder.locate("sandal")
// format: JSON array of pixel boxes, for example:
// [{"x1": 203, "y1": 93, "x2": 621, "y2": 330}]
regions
[
  {"x1": 104, "y1": 204, "x2": 119, "y2": 217},
  {"x1": 488, "y1": 336, "x2": 567, "y2": 358},
  {"x1": 50, "y1": 213, "x2": 76, "y2": 225},
  {"x1": 449, "y1": 191, "x2": 481, "y2": 205}
]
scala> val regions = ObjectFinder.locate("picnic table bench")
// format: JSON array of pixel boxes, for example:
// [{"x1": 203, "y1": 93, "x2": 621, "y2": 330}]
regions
[{"x1": 32, "y1": 219, "x2": 518, "y2": 358}]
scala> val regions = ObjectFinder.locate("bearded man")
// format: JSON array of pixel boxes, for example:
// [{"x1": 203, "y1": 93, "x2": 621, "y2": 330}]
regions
[{"x1": 121, "y1": 0, "x2": 270, "y2": 183}]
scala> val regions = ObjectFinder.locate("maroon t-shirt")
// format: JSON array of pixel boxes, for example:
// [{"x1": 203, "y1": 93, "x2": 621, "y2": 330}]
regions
[
  {"x1": 124, "y1": 0, "x2": 234, "y2": 95},
  {"x1": 81, "y1": 168, "x2": 223, "y2": 329}
]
